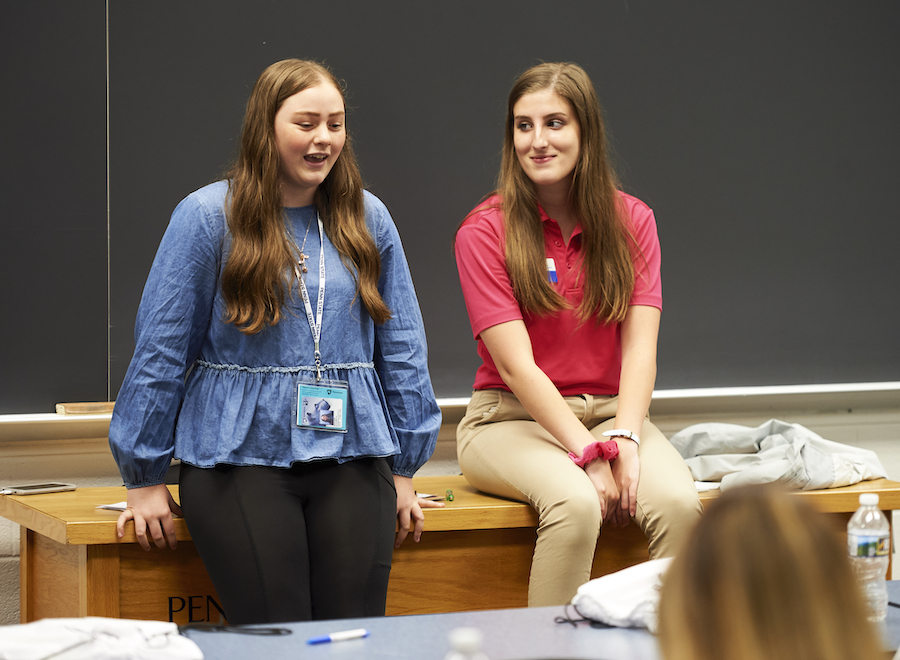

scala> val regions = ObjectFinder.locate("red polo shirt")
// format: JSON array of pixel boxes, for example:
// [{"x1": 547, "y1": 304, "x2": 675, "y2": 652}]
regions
[{"x1": 454, "y1": 192, "x2": 662, "y2": 396}]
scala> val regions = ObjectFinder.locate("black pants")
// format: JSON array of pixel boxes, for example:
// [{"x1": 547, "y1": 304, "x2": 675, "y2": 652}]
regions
[{"x1": 179, "y1": 458, "x2": 396, "y2": 624}]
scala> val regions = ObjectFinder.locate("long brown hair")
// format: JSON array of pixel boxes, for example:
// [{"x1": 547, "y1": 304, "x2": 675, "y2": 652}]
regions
[
  {"x1": 657, "y1": 484, "x2": 883, "y2": 660},
  {"x1": 497, "y1": 62, "x2": 635, "y2": 323},
  {"x1": 222, "y1": 59, "x2": 390, "y2": 335}
]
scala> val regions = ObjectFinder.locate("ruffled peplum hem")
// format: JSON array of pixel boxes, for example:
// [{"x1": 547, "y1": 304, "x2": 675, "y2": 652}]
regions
[{"x1": 174, "y1": 360, "x2": 400, "y2": 468}]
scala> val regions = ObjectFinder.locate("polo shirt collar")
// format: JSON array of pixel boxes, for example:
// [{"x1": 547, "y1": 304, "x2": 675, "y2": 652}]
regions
[{"x1": 537, "y1": 203, "x2": 583, "y2": 240}]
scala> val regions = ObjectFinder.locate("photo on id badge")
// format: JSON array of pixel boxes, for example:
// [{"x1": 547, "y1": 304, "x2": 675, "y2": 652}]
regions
[{"x1": 304, "y1": 397, "x2": 338, "y2": 426}]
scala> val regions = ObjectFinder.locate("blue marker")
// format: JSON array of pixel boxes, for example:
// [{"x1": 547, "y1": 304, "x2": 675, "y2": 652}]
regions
[
  {"x1": 546, "y1": 258, "x2": 558, "y2": 283},
  {"x1": 306, "y1": 628, "x2": 370, "y2": 644}
]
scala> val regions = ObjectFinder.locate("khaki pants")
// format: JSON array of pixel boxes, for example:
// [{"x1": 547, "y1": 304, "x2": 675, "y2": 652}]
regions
[{"x1": 457, "y1": 389, "x2": 702, "y2": 607}]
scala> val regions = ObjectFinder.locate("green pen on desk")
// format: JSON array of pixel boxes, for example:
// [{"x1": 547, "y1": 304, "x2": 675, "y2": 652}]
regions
[{"x1": 417, "y1": 490, "x2": 454, "y2": 502}]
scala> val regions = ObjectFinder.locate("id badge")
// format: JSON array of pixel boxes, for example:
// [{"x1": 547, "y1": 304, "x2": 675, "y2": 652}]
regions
[{"x1": 293, "y1": 378, "x2": 349, "y2": 433}]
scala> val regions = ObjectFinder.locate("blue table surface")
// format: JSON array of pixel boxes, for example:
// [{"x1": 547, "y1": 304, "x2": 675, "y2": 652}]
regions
[{"x1": 182, "y1": 581, "x2": 900, "y2": 660}]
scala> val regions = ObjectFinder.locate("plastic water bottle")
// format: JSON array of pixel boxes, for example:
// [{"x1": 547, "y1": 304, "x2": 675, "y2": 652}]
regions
[
  {"x1": 847, "y1": 492, "x2": 891, "y2": 622},
  {"x1": 444, "y1": 627, "x2": 489, "y2": 660}
]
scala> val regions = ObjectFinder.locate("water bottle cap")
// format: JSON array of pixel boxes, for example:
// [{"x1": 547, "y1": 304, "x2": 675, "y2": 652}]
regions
[{"x1": 859, "y1": 493, "x2": 879, "y2": 506}]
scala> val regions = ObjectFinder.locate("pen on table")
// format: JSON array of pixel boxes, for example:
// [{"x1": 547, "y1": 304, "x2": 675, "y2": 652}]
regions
[
  {"x1": 417, "y1": 491, "x2": 453, "y2": 502},
  {"x1": 306, "y1": 628, "x2": 370, "y2": 644}
]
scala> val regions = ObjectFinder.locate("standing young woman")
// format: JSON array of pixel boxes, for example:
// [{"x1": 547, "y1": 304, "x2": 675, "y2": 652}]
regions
[
  {"x1": 109, "y1": 59, "x2": 441, "y2": 623},
  {"x1": 454, "y1": 62, "x2": 702, "y2": 606}
]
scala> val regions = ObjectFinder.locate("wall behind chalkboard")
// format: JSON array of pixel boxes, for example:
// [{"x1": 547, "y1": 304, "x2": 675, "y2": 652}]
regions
[{"x1": 3, "y1": 1, "x2": 898, "y2": 414}]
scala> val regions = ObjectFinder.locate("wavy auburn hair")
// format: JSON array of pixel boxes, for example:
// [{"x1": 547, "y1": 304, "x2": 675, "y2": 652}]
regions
[
  {"x1": 657, "y1": 483, "x2": 882, "y2": 660},
  {"x1": 497, "y1": 62, "x2": 635, "y2": 323},
  {"x1": 222, "y1": 59, "x2": 390, "y2": 334}
]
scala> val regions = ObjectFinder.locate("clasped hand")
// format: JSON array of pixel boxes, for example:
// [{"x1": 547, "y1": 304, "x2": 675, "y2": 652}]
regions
[{"x1": 585, "y1": 441, "x2": 640, "y2": 527}]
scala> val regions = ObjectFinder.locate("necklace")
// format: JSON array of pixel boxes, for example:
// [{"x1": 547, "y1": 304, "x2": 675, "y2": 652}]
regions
[{"x1": 297, "y1": 214, "x2": 313, "y2": 275}]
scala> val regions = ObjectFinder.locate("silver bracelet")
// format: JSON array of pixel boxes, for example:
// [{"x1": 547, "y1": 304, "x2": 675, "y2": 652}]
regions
[{"x1": 602, "y1": 429, "x2": 640, "y2": 446}]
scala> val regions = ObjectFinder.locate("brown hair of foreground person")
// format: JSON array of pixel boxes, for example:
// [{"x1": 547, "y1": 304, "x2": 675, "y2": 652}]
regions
[{"x1": 657, "y1": 483, "x2": 883, "y2": 660}]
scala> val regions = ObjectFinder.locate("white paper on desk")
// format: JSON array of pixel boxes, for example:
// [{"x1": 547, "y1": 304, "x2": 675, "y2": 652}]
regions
[
  {"x1": 695, "y1": 481, "x2": 721, "y2": 492},
  {"x1": 96, "y1": 502, "x2": 127, "y2": 511}
]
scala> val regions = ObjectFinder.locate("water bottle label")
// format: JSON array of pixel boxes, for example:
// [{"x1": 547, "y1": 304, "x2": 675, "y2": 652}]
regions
[{"x1": 848, "y1": 533, "x2": 890, "y2": 557}]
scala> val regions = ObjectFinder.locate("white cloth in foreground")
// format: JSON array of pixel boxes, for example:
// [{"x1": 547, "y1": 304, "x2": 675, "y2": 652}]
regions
[
  {"x1": 0, "y1": 617, "x2": 203, "y2": 660},
  {"x1": 669, "y1": 418, "x2": 887, "y2": 491},
  {"x1": 571, "y1": 557, "x2": 672, "y2": 633}
]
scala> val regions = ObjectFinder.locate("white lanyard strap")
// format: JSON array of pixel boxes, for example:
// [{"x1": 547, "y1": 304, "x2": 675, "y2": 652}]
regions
[{"x1": 296, "y1": 213, "x2": 326, "y2": 381}]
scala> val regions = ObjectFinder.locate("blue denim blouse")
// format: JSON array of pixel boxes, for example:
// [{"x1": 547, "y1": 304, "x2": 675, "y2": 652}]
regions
[{"x1": 109, "y1": 181, "x2": 440, "y2": 488}]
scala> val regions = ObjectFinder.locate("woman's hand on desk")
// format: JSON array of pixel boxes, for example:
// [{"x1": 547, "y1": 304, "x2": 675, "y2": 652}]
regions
[
  {"x1": 393, "y1": 475, "x2": 444, "y2": 548},
  {"x1": 116, "y1": 484, "x2": 183, "y2": 551}
]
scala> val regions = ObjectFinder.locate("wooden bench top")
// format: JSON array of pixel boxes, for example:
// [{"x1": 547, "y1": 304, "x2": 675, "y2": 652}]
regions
[
  {"x1": 415, "y1": 475, "x2": 900, "y2": 518},
  {"x1": 3, "y1": 476, "x2": 899, "y2": 546}
]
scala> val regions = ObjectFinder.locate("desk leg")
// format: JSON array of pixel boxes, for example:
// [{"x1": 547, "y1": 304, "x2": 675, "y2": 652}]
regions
[
  {"x1": 19, "y1": 528, "x2": 33, "y2": 623},
  {"x1": 17, "y1": 529, "x2": 121, "y2": 622},
  {"x1": 19, "y1": 529, "x2": 82, "y2": 622},
  {"x1": 80, "y1": 545, "x2": 120, "y2": 618}
]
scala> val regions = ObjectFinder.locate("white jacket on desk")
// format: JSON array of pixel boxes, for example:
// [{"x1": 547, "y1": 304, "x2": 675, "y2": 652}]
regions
[
  {"x1": 0, "y1": 617, "x2": 203, "y2": 660},
  {"x1": 571, "y1": 557, "x2": 673, "y2": 632},
  {"x1": 669, "y1": 419, "x2": 887, "y2": 490}
]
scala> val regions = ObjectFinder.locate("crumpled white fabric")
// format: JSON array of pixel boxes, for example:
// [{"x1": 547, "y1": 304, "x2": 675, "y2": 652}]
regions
[
  {"x1": 0, "y1": 617, "x2": 203, "y2": 660},
  {"x1": 669, "y1": 419, "x2": 887, "y2": 491},
  {"x1": 570, "y1": 557, "x2": 672, "y2": 633}
]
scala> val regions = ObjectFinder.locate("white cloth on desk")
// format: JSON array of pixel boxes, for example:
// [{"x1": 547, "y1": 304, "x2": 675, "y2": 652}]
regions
[
  {"x1": 0, "y1": 617, "x2": 203, "y2": 660},
  {"x1": 571, "y1": 557, "x2": 672, "y2": 633},
  {"x1": 669, "y1": 418, "x2": 887, "y2": 490}
]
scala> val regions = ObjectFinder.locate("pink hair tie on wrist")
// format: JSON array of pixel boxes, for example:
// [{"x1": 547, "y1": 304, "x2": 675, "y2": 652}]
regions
[{"x1": 568, "y1": 440, "x2": 619, "y2": 468}]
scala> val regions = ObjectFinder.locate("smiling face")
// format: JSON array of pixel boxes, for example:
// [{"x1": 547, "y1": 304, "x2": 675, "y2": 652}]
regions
[
  {"x1": 273, "y1": 81, "x2": 346, "y2": 207},
  {"x1": 512, "y1": 88, "x2": 581, "y2": 198}
]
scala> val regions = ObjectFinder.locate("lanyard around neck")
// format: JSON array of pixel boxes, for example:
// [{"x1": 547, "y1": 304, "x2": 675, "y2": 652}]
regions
[{"x1": 295, "y1": 212, "x2": 326, "y2": 381}]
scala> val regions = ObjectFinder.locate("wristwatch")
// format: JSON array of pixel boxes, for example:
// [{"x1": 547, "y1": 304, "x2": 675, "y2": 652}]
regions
[{"x1": 602, "y1": 429, "x2": 640, "y2": 446}]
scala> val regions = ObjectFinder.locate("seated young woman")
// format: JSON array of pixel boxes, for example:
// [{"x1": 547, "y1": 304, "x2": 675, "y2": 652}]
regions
[{"x1": 454, "y1": 62, "x2": 702, "y2": 606}]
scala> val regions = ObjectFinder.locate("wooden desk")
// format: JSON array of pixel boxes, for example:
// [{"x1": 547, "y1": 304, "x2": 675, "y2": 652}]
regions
[
  {"x1": 390, "y1": 475, "x2": 900, "y2": 614},
  {"x1": 3, "y1": 477, "x2": 899, "y2": 623},
  {"x1": 2, "y1": 486, "x2": 217, "y2": 625}
]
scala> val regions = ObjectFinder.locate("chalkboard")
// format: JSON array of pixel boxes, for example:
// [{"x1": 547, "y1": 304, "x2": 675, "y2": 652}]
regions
[
  {"x1": 3, "y1": 1, "x2": 899, "y2": 414},
  {"x1": 1, "y1": 2, "x2": 108, "y2": 414}
]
